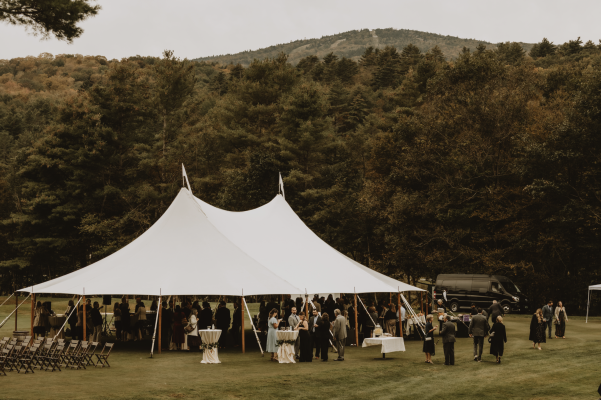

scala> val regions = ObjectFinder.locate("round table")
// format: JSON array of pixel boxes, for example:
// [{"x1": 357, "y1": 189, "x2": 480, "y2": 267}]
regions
[
  {"x1": 276, "y1": 330, "x2": 298, "y2": 364},
  {"x1": 199, "y1": 329, "x2": 221, "y2": 364}
]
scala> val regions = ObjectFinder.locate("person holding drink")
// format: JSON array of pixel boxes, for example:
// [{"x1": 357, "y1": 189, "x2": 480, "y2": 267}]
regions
[{"x1": 267, "y1": 309, "x2": 282, "y2": 362}]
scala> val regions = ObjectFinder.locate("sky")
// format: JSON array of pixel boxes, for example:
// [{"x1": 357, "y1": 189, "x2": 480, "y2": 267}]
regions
[{"x1": 1, "y1": 0, "x2": 600, "y2": 60}]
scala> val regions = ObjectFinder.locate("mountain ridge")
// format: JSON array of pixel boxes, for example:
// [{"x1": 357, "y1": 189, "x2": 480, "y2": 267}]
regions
[{"x1": 194, "y1": 28, "x2": 534, "y2": 65}]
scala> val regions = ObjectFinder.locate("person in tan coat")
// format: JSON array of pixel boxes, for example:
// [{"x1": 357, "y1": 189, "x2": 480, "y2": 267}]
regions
[{"x1": 333, "y1": 309, "x2": 347, "y2": 361}]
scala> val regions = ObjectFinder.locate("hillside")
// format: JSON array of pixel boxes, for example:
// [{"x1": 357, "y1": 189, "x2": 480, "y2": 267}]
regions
[{"x1": 194, "y1": 28, "x2": 534, "y2": 65}]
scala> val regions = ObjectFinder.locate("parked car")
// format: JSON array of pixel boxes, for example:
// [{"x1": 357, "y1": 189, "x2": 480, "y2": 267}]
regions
[{"x1": 433, "y1": 274, "x2": 528, "y2": 314}]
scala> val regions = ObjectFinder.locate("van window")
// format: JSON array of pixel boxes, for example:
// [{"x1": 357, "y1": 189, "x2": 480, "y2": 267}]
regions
[
  {"x1": 441, "y1": 280, "x2": 454, "y2": 291},
  {"x1": 491, "y1": 281, "x2": 500, "y2": 293},
  {"x1": 471, "y1": 279, "x2": 489, "y2": 292}
]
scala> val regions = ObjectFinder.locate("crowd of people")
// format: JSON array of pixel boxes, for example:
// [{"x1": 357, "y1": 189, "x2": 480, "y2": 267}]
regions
[{"x1": 426, "y1": 298, "x2": 569, "y2": 366}]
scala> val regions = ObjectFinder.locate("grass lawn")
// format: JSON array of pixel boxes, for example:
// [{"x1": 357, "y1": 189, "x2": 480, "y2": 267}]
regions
[{"x1": 2, "y1": 295, "x2": 601, "y2": 399}]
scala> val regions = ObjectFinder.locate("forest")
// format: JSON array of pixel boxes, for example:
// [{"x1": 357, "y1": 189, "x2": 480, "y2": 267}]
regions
[{"x1": 0, "y1": 37, "x2": 600, "y2": 314}]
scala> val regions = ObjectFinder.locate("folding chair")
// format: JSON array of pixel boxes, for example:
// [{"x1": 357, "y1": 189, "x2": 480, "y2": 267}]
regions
[
  {"x1": 17, "y1": 347, "x2": 36, "y2": 374},
  {"x1": 71, "y1": 343, "x2": 89, "y2": 370},
  {"x1": 8, "y1": 345, "x2": 23, "y2": 372},
  {"x1": 36, "y1": 344, "x2": 53, "y2": 370},
  {"x1": 44, "y1": 345, "x2": 63, "y2": 372},
  {"x1": 95, "y1": 343, "x2": 114, "y2": 368},
  {"x1": 0, "y1": 349, "x2": 10, "y2": 375},
  {"x1": 2, "y1": 337, "x2": 9, "y2": 341},
  {"x1": 84, "y1": 342, "x2": 100, "y2": 367},
  {"x1": 61, "y1": 343, "x2": 78, "y2": 369}
]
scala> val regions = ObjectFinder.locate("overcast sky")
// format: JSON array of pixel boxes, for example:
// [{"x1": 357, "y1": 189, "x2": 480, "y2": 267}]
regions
[{"x1": 1, "y1": 0, "x2": 600, "y2": 60}]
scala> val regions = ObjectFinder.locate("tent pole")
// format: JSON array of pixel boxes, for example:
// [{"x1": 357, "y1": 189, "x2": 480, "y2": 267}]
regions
[
  {"x1": 305, "y1": 295, "x2": 308, "y2": 320},
  {"x1": 158, "y1": 300, "x2": 162, "y2": 353},
  {"x1": 398, "y1": 292, "x2": 403, "y2": 338},
  {"x1": 83, "y1": 292, "x2": 87, "y2": 342},
  {"x1": 241, "y1": 296, "x2": 245, "y2": 354},
  {"x1": 353, "y1": 294, "x2": 359, "y2": 346},
  {"x1": 586, "y1": 289, "x2": 591, "y2": 323},
  {"x1": 420, "y1": 292, "x2": 423, "y2": 314},
  {"x1": 15, "y1": 292, "x2": 18, "y2": 332},
  {"x1": 30, "y1": 293, "x2": 35, "y2": 341},
  {"x1": 0, "y1": 294, "x2": 30, "y2": 330},
  {"x1": 150, "y1": 294, "x2": 161, "y2": 358}
]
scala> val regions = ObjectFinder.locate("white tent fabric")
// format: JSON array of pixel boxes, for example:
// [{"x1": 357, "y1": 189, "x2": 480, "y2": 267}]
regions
[
  {"x1": 195, "y1": 194, "x2": 423, "y2": 294},
  {"x1": 586, "y1": 284, "x2": 601, "y2": 322},
  {"x1": 18, "y1": 188, "x2": 302, "y2": 296}
]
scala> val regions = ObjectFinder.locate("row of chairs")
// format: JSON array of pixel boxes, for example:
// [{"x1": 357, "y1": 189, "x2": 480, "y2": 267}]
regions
[{"x1": 0, "y1": 337, "x2": 113, "y2": 376}]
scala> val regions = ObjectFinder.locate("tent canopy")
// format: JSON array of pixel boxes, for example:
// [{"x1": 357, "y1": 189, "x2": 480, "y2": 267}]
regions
[
  {"x1": 195, "y1": 194, "x2": 423, "y2": 294},
  {"x1": 19, "y1": 188, "x2": 302, "y2": 296},
  {"x1": 589, "y1": 284, "x2": 601, "y2": 290},
  {"x1": 19, "y1": 187, "x2": 423, "y2": 297}
]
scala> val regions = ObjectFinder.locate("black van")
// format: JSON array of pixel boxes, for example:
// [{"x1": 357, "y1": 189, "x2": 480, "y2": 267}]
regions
[{"x1": 434, "y1": 274, "x2": 528, "y2": 314}]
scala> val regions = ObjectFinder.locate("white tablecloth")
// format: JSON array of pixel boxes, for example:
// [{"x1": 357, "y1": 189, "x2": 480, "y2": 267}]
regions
[
  {"x1": 199, "y1": 330, "x2": 221, "y2": 364},
  {"x1": 362, "y1": 337, "x2": 405, "y2": 353},
  {"x1": 276, "y1": 330, "x2": 298, "y2": 364}
]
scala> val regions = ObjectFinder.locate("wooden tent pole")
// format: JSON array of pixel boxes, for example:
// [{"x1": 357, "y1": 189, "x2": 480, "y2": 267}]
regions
[
  {"x1": 15, "y1": 292, "x2": 18, "y2": 331},
  {"x1": 241, "y1": 296, "x2": 245, "y2": 353},
  {"x1": 83, "y1": 294, "x2": 87, "y2": 341},
  {"x1": 30, "y1": 293, "x2": 35, "y2": 340},
  {"x1": 398, "y1": 293, "x2": 403, "y2": 338},
  {"x1": 158, "y1": 299, "x2": 163, "y2": 354},
  {"x1": 353, "y1": 294, "x2": 359, "y2": 346}
]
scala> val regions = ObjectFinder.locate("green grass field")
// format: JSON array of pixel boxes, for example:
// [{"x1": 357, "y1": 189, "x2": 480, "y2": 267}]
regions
[{"x1": 2, "y1": 295, "x2": 601, "y2": 399}]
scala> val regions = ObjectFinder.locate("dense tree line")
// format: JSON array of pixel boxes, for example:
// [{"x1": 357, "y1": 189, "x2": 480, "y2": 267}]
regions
[{"x1": 1, "y1": 38, "x2": 600, "y2": 314}]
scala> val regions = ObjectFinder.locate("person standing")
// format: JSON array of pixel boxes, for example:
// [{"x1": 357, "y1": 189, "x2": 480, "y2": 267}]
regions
[
  {"x1": 295, "y1": 315, "x2": 312, "y2": 362},
  {"x1": 318, "y1": 312, "x2": 331, "y2": 362},
  {"x1": 91, "y1": 301, "x2": 103, "y2": 342},
  {"x1": 214, "y1": 301, "x2": 231, "y2": 349},
  {"x1": 468, "y1": 308, "x2": 490, "y2": 362},
  {"x1": 161, "y1": 301, "x2": 173, "y2": 348},
  {"x1": 65, "y1": 300, "x2": 78, "y2": 340},
  {"x1": 288, "y1": 307, "x2": 301, "y2": 358},
  {"x1": 440, "y1": 314, "x2": 456, "y2": 365},
  {"x1": 487, "y1": 300, "x2": 504, "y2": 325},
  {"x1": 266, "y1": 309, "x2": 280, "y2": 362},
  {"x1": 33, "y1": 301, "x2": 49, "y2": 339},
  {"x1": 308, "y1": 309, "x2": 322, "y2": 359},
  {"x1": 489, "y1": 316, "x2": 507, "y2": 364},
  {"x1": 120, "y1": 297, "x2": 131, "y2": 341},
  {"x1": 172, "y1": 305, "x2": 185, "y2": 350},
  {"x1": 423, "y1": 314, "x2": 437, "y2": 364},
  {"x1": 113, "y1": 302, "x2": 122, "y2": 341},
  {"x1": 198, "y1": 302, "x2": 213, "y2": 331},
  {"x1": 542, "y1": 300, "x2": 554, "y2": 339},
  {"x1": 186, "y1": 309, "x2": 200, "y2": 351},
  {"x1": 470, "y1": 303, "x2": 478, "y2": 316},
  {"x1": 436, "y1": 300, "x2": 447, "y2": 331},
  {"x1": 134, "y1": 300, "x2": 147, "y2": 341},
  {"x1": 398, "y1": 305, "x2": 406, "y2": 337},
  {"x1": 384, "y1": 305, "x2": 397, "y2": 336},
  {"x1": 333, "y1": 309, "x2": 347, "y2": 361},
  {"x1": 554, "y1": 301, "x2": 568, "y2": 339},
  {"x1": 231, "y1": 302, "x2": 241, "y2": 347},
  {"x1": 529, "y1": 308, "x2": 546, "y2": 350}
]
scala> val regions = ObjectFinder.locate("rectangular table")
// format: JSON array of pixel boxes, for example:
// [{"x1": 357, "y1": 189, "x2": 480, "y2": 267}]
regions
[
  {"x1": 199, "y1": 329, "x2": 221, "y2": 364},
  {"x1": 362, "y1": 336, "x2": 405, "y2": 359},
  {"x1": 276, "y1": 330, "x2": 298, "y2": 364}
]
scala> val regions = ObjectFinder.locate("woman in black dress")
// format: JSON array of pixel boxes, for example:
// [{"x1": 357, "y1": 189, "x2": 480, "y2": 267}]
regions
[
  {"x1": 529, "y1": 308, "x2": 546, "y2": 350},
  {"x1": 319, "y1": 313, "x2": 331, "y2": 361},
  {"x1": 295, "y1": 315, "x2": 312, "y2": 362},
  {"x1": 489, "y1": 316, "x2": 507, "y2": 363},
  {"x1": 423, "y1": 314, "x2": 437, "y2": 364}
]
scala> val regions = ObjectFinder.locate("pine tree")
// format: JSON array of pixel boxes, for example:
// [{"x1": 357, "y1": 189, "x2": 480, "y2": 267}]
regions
[
  {"x1": 336, "y1": 57, "x2": 359, "y2": 85},
  {"x1": 529, "y1": 38, "x2": 556, "y2": 58},
  {"x1": 495, "y1": 42, "x2": 526, "y2": 65},
  {"x1": 359, "y1": 46, "x2": 378, "y2": 67},
  {"x1": 373, "y1": 46, "x2": 402, "y2": 89}
]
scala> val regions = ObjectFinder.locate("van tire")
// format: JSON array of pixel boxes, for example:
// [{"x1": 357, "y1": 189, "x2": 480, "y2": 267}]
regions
[
  {"x1": 501, "y1": 302, "x2": 511, "y2": 314},
  {"x1": 450, "y1": 301, "x2": 459, "y2": 313}
]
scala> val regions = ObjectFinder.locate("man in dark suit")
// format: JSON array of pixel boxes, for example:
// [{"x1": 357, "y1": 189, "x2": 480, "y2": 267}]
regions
[
  {"x1": 487, "y1": 300, "x2": 505, "y2": 325},
  {"x1": 308, "y1": 309, "x2": 322, "y2": 359},
  {"x1": 161, "y1": 301, "x2": 174, "y2": 348},
  {"x1": 265, "y1": 297, "x2": 278, "y2": 317},
  {"x1": 542, "y1": 300, "x2": 554, "y2": 339},
  {"x1": 468, "y1": 308, "x2": 490, "y2": 362},
  {"x1": 440, "y1": 314, "x2": 456, "y2": 365},
  {"x1": 215, "y1": 301, "x2": 231, "y2": 349}
]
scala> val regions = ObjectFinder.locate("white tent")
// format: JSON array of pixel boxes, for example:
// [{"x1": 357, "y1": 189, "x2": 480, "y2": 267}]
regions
[
  {"x1": 586, "y1": 284, "x2": 601, "y2": 322},
  {"x1": 19, "y1": 188, "x2": 302, "y2": 296},
  {"x1": 195, "y1": 193, "x2": 424, "y2": 295}
]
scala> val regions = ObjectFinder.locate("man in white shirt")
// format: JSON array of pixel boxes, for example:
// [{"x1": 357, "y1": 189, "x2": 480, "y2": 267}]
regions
[{"x1": 396, "y1": 306, "x2": 406, "y2": 336}]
